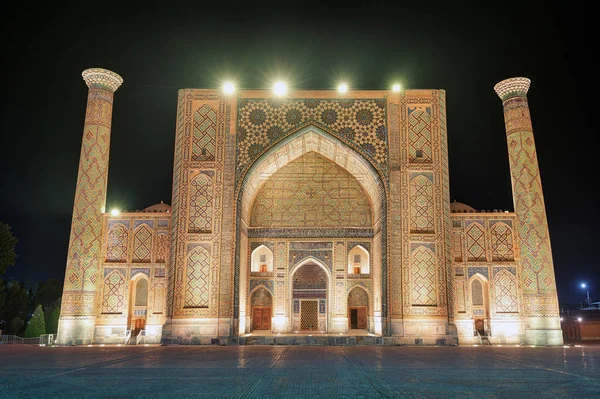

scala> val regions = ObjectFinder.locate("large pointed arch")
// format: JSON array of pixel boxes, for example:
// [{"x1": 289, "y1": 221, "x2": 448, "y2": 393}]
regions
[{"x1": 234, "y1": 125, "x2": 388, "y2": 335}]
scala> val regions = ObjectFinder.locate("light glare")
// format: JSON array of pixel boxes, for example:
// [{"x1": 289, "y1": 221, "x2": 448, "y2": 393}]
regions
[
  {"x1": 111, "y1": 209, "x2": 120, "y2": 216},
  {"x1": 581, "y1": 283, "x2": 587, "y2": 288},
  {"x1": 223, "y1": 81, "x2": 235, "y2": 95},
  {"x1": 392, "y1": 84, "x2": 401, "y2": 92},
  {"x1": 338, "y1": 83, "x2": 348, "y2": 93},
  {"x1": 273, "y1": 81, "x2": 287, "y2": 96}
]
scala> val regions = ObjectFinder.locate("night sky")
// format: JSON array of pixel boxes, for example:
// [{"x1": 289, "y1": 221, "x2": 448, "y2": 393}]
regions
[{"x1": 1, "y1": 2, "x2": 596, "y2": 307}]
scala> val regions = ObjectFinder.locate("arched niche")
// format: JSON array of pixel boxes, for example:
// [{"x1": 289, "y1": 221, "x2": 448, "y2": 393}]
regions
[
  {"x1": 128, "y1": 274, "x2": 149, "y2": 336},
  {"x1": 347, "y1": 286, "x2": 370, "y2": 330},
  {"x1": 289, "y1": 258, "x2": 331, "y2": 333},
  {"x1": 250, "y1": 245, "x2": 273, "y2": 273},
  {"x1": 348, "y1": 245, "x2": 370, "y2": 275},
  {"x1": 469, "y1": 273, "x2": 490, "y2": 336}
]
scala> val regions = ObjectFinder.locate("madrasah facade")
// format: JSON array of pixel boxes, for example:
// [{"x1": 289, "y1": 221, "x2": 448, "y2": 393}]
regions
[{"x1": 56, "y1": 68, "x2": 563, "y2": 346}]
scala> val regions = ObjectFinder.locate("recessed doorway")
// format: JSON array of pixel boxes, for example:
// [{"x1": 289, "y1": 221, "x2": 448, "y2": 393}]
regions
[{"x1": 348, "y1": 307, "x2": 367, "y2": 330}]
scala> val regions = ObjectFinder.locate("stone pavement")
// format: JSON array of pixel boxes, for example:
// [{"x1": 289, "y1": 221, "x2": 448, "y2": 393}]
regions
[{"x1": 0, "y1": 345, "x2": 599, "y2": 398}]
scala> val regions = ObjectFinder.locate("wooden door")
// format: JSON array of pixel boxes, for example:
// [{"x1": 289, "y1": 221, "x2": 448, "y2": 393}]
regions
[
  {"x1": 132, "y1": 318, "x2": 146, "y2": 336},
  {"x1": 474, "y1": 319, "x2": 485, "y2": 335},
  {"x1": 348, "y1": 307, "x2": 367, "y2": 330},
  {"x1": 252, "y1": 307, "x2": 271, "y2": 330},
  {"x1": 350, "y1": 309, "x2": 358, "y2": 329},
  {"x1": 357, "y1": 307, "x2": 367, "y2": 329}
]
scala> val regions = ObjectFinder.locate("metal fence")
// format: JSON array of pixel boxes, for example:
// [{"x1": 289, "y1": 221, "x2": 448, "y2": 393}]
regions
[{"x1": 0, "y1": 334, "x2": 55, "y2": 345}]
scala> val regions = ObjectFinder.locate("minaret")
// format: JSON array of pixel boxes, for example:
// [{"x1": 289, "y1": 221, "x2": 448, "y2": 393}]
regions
[
  {"x1": 57, "y1": 68, "x2": 123, "y2": 345},
  {"x1": 494, "y1": 77, "x2": 563, "y2": 345}
]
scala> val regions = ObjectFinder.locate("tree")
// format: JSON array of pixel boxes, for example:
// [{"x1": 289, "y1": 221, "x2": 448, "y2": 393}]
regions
[
  {"x1": 45, "y1": 307, "x2": 60, "y2": 334},
  {"x1": 1, "y1": 281, "x2": 29, "y2": 324},
  {"x1": 34, "y1": 278, "x2": 63, "y2": 310},
  {"x1": 0, "y1": 222, "x2": 18, "y2": 275},
  {"x1": 0, "y1": 278, "x2": 6, "y2": 315},
  {"x1": 8, "y1": 316, "x2": 24, "y2": 335},
  {"x1": 25, "y1": 304, "x2": 45, "y2": 337}
]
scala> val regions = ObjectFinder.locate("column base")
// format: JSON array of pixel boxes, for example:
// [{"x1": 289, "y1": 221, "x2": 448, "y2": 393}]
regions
[
  {"x1": 331, "y1": 317, "x2": 348, "y2": 333},
  {"x1": 389, "y1": 317, "x2": 458, "y2": 345},
  {"x1": 56, "y1": 316, "x2": 95, "y2": 345},
  {"x1": 524, "y1": 316, "x2": 563, "y2": 346},
  {"x1": 162, "y1": 317, "x2": 232, "y2": 345}
]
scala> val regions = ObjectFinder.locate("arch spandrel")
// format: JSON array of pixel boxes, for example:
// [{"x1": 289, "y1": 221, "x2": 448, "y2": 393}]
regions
[{"x1": 235, "y1": 98, "x2": 389, "y2": 183}]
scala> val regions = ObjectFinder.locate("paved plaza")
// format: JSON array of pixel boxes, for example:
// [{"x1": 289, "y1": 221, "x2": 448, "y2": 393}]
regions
[{"x1": 0, "y1": 344, "x2": 599, "y2": 398}]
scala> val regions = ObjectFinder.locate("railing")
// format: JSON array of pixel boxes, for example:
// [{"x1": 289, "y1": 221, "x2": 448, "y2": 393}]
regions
[
  {"x1": 39, "y1": 334, "x2": 55, "y2": 346},
  {"x1": 124, "y1": 329, "x2": 132, "y2": 345},
  {"x1": 136, "y1": 330, "x2": 146, "y2": 345},
  {"x1": 476, "y1": 331, "x2": 483, "y2": 345},
  {"x1": 0, "y1": 334, "x2": 52, "y2": 345},
  {"x1": 475, "y1": 331, "x2": 492, "y2": 345}
]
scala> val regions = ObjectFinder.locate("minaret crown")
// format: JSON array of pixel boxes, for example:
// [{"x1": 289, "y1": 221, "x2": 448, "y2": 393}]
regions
[
  {"x1": 494, "y1": 77, "x2": 530, "y2": 101},
  {"x1": 82, "y1": 68, "x2": 123, "y2": 92}
]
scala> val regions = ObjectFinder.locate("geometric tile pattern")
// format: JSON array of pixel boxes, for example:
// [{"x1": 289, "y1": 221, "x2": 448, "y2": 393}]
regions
[
  {"x1": 468, "y1": 266, "x2": 489, "y2": 280},
  {"x1": 466, "y1": 222, "x2": 486, "y2": 261},
  {"x1": 192, "y1": 104, "x2": 216, "y2": 161},
  {"x1": 170, "y1": 90, "x2": 226, "y2": 321},
  {"x1": 408, "y1": 108, "x2": 432, "y2": 163},
  {"x1": 455, "y1": 281, "x2": 466, "y2": 312},
  {"x1": 154, "y1": 283, "x2": 165, "y2": 314},
  {"x1": 399, "y1": 92, "x2": 448, "y2": 319},
  {"x1": 409, "y1": 173, "x2": 434, "y2": 233},
  {"x1": 236, "y1": 98, "x2": 388, "y2": 180},
  {"x1": 155, "y1": 233, "x2": 169, "y2": 263},
  {"x1": 250, "y1": 152, "x2": 371, "y2": 228},
  {"x1": 106, "y1": 223, "x2": 128, "y2": 262},
  {"x1": 410, "y1": 245, "x2": 437, "y2": 306},
  {"x1": 251, "y1": 287, "x2": 272, "y2": 307},
  {"x1": 494, "y1": 270, "x2": 518, "y2": 313},
  {"x1": 132, "y1": 224, "x2": 153, "y2": 263},
  {"x1": 490, "y1": 222, "x2": 513, "y2": 261},
  {"x1": 188, "y1": 172, "x2": 213, "y2": 233},
  {"x1": 101, "y1": 271, "x2": 125, "y2": 314},
  {"x1": 185, "y1": 246, "x2": 210, "y2": 308},
  {"x1": 452, "y1": 232, "x2": 463, "y2": 262},
  {"x1": 348, "y1": 286, "x2": 369, "y2": 307}
]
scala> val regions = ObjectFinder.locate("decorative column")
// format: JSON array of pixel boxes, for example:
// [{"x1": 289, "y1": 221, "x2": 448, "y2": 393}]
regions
[
  {"x1": 494, "y1": 77, "x2": 562, "y2": 345},
  {"x1": 57, "y1": 68, "x2": 123, "y2": 345}
]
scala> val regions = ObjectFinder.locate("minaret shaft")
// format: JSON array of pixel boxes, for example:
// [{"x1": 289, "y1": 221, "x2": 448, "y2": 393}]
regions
[
  {"x1": 57, "y1": 68, "x2": 122, "y2": 345},
  {"x1": 495, "y1": 77, "x2": 562, "y2": 345}
]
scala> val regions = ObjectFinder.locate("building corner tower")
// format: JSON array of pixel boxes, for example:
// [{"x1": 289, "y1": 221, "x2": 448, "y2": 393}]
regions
[
  {"x1": 494, "y1": 77, "x2": 563, "y2": 345},
  {"x1": 57, "y1": 68, "x2": 123, "y2": 345}
]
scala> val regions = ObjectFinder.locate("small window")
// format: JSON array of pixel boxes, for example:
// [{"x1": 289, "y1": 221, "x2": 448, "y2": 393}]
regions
[
  {"x1": 415, "y1": 149, "x2": 423, "y2": 158},
  {"x1": 259, "y1": 254, "x2": 266, "y2": 263},
  {"x1": 259, "y1": 264, "x2": 267, "y2": 273},
  {"x1": 354, "y1": 254, "x2": 361, "y2": 263},
  {"x1": 201, "y1": 148, "x2": 207, "y2": 155}
]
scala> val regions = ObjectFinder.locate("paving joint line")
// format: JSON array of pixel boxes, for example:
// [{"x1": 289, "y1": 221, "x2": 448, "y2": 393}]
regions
[{"x1": 480, "y1": 353, "x2": 600, "y2": 382}]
